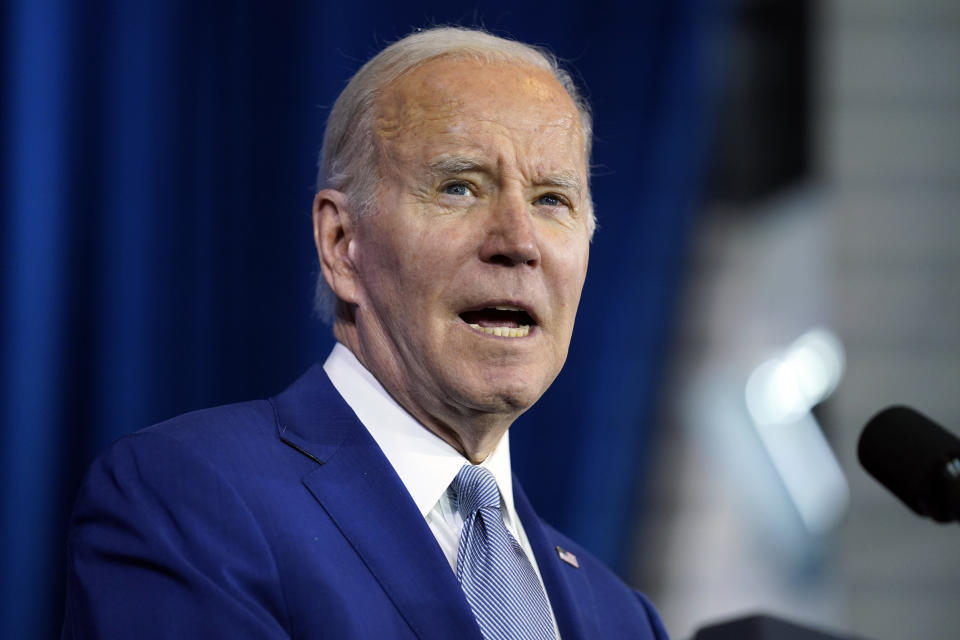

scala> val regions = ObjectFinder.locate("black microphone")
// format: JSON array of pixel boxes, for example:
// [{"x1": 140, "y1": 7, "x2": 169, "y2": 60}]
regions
[{"x1": 857, "y1": 406, "x2": 960, "y2": 523}]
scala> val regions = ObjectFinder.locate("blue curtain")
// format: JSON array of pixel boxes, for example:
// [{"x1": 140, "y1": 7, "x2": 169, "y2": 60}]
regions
[{"x1": 1, "y1": 1, "x2": 714, "y2": 636}]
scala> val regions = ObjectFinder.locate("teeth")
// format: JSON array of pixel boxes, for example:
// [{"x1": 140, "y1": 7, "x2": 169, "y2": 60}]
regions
[
  {"x1": 493, "y1": 305, "x2": 523, "y2": 311},
  {"x1": 468, "y1": 324, "x2": 530, "y2": 338}
]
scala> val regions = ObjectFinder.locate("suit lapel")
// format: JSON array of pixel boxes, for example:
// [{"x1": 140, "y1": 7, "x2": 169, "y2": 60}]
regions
[
  {"x1": 514, "y1": 477, "x2": 594, "y2": 640},
  {"x1": 270, "y1": 365, "x2": 482, "y2": 640}
]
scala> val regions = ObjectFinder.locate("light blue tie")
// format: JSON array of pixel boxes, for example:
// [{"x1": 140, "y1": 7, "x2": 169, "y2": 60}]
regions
[{"x1": 452, "y1": 464, "x2": 554, "y2": 640}]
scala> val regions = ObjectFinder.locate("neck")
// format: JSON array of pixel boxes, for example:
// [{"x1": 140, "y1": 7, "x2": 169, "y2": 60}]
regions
[
  {"x1": 333, "y1": 321, "x2": 515, "y2": 463},
  {"x1": 420, "y1": 410, "x2": 509, "y2": 464}
]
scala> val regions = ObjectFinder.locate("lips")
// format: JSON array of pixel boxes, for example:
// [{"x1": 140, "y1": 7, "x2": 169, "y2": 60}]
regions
[{"x1": 459, "y1": 305, "x2": 536, "y2": 338}]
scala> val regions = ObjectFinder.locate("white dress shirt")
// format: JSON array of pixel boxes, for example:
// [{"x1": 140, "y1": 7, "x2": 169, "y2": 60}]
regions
[{"x1": 323, "y1": 343, "x2": 559, "y2": 636}]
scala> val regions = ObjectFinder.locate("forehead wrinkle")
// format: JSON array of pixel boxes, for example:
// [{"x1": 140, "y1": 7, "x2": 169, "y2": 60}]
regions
[
  {"x1": 374, "y1": 58, "x2": 587, "y2": 193},
  {"x1": 375, "y1": 102, "x2": 459, "y2": 144}
]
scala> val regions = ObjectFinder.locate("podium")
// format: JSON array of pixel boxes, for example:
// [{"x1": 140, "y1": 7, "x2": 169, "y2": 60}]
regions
[{"x1": 692, "y1": 614, "x2": 867, "y2": 640}]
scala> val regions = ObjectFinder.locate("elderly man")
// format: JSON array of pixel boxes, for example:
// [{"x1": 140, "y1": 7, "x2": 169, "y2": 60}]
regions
[{"x1": 63, "y1": 27, "x2": 668, "y2": 639}]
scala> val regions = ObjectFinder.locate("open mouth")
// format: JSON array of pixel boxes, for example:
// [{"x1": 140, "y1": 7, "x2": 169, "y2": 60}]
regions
[{"x1": 459, "y1": 305, "x2": 535, "y2": 338}]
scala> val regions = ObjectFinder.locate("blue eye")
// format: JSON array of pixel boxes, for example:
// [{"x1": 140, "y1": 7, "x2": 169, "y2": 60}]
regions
[
  {"x1": 536, "y1": 193, "x2": 565, "y2": 207},
  {"x1": 442, "y1": 183, "x2": 471, "y2": 197}
]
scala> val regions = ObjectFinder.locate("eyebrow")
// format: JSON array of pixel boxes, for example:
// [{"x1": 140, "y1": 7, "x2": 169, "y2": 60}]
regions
[
  {"x1": 427, "y1": 156, "x2": 487, "y2": 176},
  {"x1": 535, "y1": 171, "x2": 584, "y2": 195},
  {"x1": 427, "y1": 156, "x2": 585, "y2": 197}
]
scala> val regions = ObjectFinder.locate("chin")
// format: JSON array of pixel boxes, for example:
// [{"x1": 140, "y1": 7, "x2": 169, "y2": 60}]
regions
[{"x1": 457, "y1": 367, "x2": 555, "y2": 416}]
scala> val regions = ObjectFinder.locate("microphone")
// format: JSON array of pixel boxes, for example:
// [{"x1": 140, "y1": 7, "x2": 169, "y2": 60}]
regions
[{"x1": 857, "y1": 406, "x2": 960, "y2": 523}]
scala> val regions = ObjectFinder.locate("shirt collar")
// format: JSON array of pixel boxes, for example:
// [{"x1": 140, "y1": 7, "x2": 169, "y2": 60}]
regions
[{"x1": 323, "y1": 343, "x2": 517, "y2": 521}]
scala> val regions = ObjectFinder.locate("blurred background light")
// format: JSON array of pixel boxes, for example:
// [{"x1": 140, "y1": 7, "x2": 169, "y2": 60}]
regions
[{"x1": 745, "y1": 327, "x2": 846, "y2": 426}]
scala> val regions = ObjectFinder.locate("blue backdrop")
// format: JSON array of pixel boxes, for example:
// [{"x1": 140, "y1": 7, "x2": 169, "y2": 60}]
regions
[{"x1": 1, "y1": 1, "x2": 715, "y2": 636}]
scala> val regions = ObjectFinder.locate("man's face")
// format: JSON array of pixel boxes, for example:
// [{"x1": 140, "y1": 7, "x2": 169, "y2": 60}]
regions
[{"x1": 347, "y1": 57, "x2": 591, "y2": 435}]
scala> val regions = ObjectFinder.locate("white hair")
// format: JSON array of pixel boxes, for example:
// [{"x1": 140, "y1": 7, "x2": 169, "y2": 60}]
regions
[{"x1": 314, "y1": 26, "x2": 594, "y2": 321}]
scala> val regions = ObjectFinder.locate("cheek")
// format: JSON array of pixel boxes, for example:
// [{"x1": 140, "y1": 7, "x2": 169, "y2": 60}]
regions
[
  {"x1": 352, "y1": 231, "x2": 409, "y2": 313},
  {"x1": 356, "y1": 227, "x2": 454, "y2": 315},
  {"x1": 403, "y1": 251, "x2": 447, "y2": 281},
  {"x1": 550, "y1": 242, "x2": 589, "y2": 298},
  {"x1": 401, "y1": 224, "x2": 475, "y2": 284}
]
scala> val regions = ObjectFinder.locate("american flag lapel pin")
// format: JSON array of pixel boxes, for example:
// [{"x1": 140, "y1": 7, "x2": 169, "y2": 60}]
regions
[{"x1": 555, "y1": 546, "x2": 579, "y2": 568}]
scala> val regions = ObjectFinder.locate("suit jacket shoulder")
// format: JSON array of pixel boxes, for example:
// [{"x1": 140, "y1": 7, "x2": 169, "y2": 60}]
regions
[
  {"x1": 63, "y1": 364, "x2": 668, "y2": 640},
  {"x1": 63, "y1": 365, "x2": 476, "y2": 639}
]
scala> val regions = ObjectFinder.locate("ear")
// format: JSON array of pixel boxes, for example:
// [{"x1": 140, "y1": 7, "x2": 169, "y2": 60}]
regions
[{"x1": 313, "y1": 189, "x2": 361, "y2": 305}]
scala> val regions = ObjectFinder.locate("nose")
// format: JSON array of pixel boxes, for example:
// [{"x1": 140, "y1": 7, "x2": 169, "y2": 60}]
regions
[{"x1": 478, "y1": 192, "x2": 541, "y2": 268}]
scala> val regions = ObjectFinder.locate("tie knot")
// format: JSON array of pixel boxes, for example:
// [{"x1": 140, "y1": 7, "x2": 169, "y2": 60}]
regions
[{"x1": 452, "y1": 465, "x2": 501, "y2": 516}]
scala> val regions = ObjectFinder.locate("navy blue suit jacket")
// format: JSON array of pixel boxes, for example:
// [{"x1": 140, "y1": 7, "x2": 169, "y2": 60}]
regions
[{"x1": 63, "y1": 364, "x2": 668, "y2": 639}]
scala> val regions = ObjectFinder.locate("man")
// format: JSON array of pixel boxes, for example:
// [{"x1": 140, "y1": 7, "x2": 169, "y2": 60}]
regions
[{"x1": 63, "y1": 27, "x2": 668, "y2": 639}]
